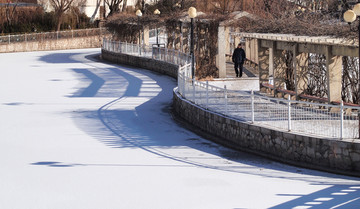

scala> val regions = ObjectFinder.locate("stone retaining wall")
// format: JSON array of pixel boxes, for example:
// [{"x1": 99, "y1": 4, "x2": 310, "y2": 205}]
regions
[
  {"x1": 173, "y1": 89, "x2": 360, "y2": 176},
  {"x1": 101, "y1": 48, "x2": 360, "y2": 177},
  {"x1": 101, "y1": 49, "x2": 178, "y2": 79},
  {"x1": 0, "y1": 36, "x2": 102, "y2": 53}
]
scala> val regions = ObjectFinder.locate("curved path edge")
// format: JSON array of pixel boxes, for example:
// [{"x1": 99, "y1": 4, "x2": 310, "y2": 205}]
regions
[{"x1": 101, "y1": 49, "x2": 360, "y2": 177}]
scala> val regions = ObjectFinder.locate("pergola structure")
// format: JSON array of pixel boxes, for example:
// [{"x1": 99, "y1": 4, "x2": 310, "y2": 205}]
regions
[{"x1": 223, "y1": 32, "x2": 358, "y2": 103}]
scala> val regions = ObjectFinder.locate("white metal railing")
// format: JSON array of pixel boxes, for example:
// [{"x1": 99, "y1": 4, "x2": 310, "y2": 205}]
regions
[
  {"x1": 177, "y1": 74, "x2": 360, "y2": 139},
  {"x1": 103, "y1": 38, "x2": 191, "y2": 66},
  {"x1": 0, "y1": 28, "x2": 103, "y2": 44},
  {"x1": 103, "y1": 39, "x2": 360, "y2": 139}
]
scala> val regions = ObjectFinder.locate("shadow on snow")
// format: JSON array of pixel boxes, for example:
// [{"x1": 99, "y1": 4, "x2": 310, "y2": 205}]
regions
[{"x1": 33, "y1": 51, "x2": 360, "y2": 209}]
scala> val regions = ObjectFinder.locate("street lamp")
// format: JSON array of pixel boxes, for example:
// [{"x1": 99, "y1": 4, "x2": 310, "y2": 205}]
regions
[
  {"x1": 188, "y1": 7, "x2": 197, "y2": 80},
  {"x1": 136, "y1": 9, "x2": 143, "y2": 55},
  {"x1": 154, "y1": 9, "x2": 161, "y2": 47},
  {"x1": 344, "y1": 3, "x2": 360, "y2": 138},
  {"x1": 136, "y1": 9, "x2": 143, "y2": 45}
]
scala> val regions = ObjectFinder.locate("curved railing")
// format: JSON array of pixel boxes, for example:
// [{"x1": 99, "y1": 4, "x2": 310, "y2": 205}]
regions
[
  {"x1": 103, "y1": 39, "x2": 360, "y2": 140},
  {"x1": 0, "y1": 28, "x2": 104, "y2": 45},
  {"x1": 102, "y1": 38, "x2": 191, "y2": 67}
]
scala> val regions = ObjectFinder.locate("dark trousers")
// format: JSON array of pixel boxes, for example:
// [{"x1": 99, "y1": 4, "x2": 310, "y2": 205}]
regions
[{"x1": 234, "y1": 62, "x2": 243, "y2": 77}]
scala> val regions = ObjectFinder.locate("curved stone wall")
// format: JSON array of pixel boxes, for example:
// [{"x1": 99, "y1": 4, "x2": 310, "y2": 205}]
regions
[
  {"x1": 101, "y1": 49, "x2": 178, "y2": 79},
  {"x1": 0, "y1": 36, "x2": 103, "y2": 53},
  {"x1": 102, "y1": 48, "x2": 360, "y2": 177},
  {"x1": 173, "y1": 89, "x2": 360, "y2": 176}
]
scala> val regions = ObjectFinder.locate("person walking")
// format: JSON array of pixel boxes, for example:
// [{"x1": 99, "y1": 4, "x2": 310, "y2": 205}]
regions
[{"x1": 232, "y1": 43, "x2": 246, "y2": 78}]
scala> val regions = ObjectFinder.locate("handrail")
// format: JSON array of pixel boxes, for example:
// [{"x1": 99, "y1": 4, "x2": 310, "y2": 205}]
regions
[
  {"x1": 102, "y1": 39, "x2": 360, "y2": 140},
  {"x1": 0, "y1": 28, "x2": 104, "y2": 44}
]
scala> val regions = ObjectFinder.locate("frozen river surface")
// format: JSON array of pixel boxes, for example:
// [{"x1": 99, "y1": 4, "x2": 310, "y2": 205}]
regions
[{"x1": 1, "y1": 48, "x2": 360, "y2": 209}]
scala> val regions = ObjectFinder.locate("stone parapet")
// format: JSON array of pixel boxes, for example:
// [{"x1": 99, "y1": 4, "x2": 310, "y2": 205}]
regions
[
  {"x1": 0, "y1": 36, "x2": 103, "y2": 53},
  {"x1": 100, "y1": 46, "x2": 360, "y2": 177},
  {"x1": 173, "y1": 88, "x2": 360, "y2": 177},
  {"x1": 101, "y1": 49, "x2": 179, "y2": 79}
]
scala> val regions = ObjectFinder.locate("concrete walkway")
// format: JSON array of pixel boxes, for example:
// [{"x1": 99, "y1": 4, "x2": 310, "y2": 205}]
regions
[
  {"x1": 225, "y1": 61, "x2": 258, "y2": 79},
  {"x1": 1, "y1": 49, "x2": 360, "y2": 209},
  {"x1": 210, "y1": 62, "x2": 259, "y2": 91}
]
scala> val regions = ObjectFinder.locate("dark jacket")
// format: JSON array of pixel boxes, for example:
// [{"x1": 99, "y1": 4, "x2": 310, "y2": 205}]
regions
[{"x1": 232, "y1": 48, "x2": 246, "y2": 63}]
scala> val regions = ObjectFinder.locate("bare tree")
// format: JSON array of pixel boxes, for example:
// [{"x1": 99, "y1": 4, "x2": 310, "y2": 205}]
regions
[
  {"x1": 136, "y1": 0, "x2": 146, "y2": 12},
  {"x1": 211, "y1": 0, "x2": 241, "y2": 14},
  {"x1": 50, "y1": 0, "x2": 75, "y2": 31},
  {"x1": 122, "y1": 0, "x2": 127, "y2": 12},
  {"x1": 90, "y1": 0, "x2": 101, "y2": 22},
  {"x1": 4, "y1": 0, "x2": 18, "y2": 32},
  {"x1": 105, "y1": 0, "x2": 123, "y2": 17}
]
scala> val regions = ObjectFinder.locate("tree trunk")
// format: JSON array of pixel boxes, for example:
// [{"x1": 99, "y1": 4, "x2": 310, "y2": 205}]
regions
[
  {"x1": 122, "y1": 0, "x2": 127, "y2": 12},
  {"x1": 90, "y1": 0, "x2": 101, "y2": 22},
  {"x1": 56, "y1": 13, "x2": 64, "y2": 31}
]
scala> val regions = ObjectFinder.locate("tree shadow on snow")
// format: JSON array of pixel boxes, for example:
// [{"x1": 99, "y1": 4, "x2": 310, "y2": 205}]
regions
[{"x1": 33, "y1": 51, "x2": 360, "y2": 209}]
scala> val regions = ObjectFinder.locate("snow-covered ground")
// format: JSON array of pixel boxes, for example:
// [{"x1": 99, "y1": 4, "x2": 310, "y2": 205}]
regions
[{"x1": 0, "y1": 48, "x2": 359, "y2": 209}]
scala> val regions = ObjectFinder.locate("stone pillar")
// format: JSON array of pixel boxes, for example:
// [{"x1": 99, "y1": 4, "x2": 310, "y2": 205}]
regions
[
  {"x1": 326, "y1": 46, "x2": 342, "y2": 103},
  {"x1": 251, "y1": 39, "x2": 258, "y2": 65},
  {"x1": 143, "y1": 26, "x2": 150, "y2": 46},
  {"x1": 269, "y1": 46, "x2": 274, "y2": 77},
  {"x1": 274, "y1": 49, "x2": 286, "y2": 96},
  {"x1": 292, "y1": 45, "x2": 308, "y2": 96},
  {"x1": 225, "y1": 27, "x2": 231, "y2": 62},
  {"x1": 258, "y1": 40, "x2": 270, "y2": 92},
  {"x1": 245, "y1": 38, "x2": 250, "y2": 60},
  {"x1": 217, "y1": 25, "x2": 227, "y2": 78},
  {"x1": 234, "y1": 28, "x2": 241, "y2": 47}
]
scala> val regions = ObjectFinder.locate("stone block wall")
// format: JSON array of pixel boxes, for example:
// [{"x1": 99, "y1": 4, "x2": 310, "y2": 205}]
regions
[
  {"x1": 101, "y1": 47, "x2": 360, "y2": 177},
  {"x1": 173, "y1": 88, "x2": 360, "y2": 176},
  {"x1": 0, "y1": 36, "x2": 103, "y2": 53},
  {"x1": 101, "y1": 49, "x2": 179, "y2": 79}
]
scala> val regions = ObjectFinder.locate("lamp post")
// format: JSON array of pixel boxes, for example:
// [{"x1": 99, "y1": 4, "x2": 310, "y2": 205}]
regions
[
  {"x1": 154, "y1": 9, "x2": 161, "y2": 47},
  {"x1": 344, "y1": 3, "x2": 360, "y2": 138},
  {"x1": 136, "y1": 9, "x2": 143, "y2": 55},
  {"x1": 188, "y1": 7, "x2": 197, "y2": 80}
]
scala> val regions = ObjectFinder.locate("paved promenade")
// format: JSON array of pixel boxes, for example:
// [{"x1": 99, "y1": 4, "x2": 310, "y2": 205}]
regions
[{"x1": 1, "y1": 49, "x2": 359, "y2": 209}]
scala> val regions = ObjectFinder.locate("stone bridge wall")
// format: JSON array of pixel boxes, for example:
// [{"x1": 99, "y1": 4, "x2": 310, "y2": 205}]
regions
[{"x1": 102, "y1": 48, "x2": 360, "y2": 177}]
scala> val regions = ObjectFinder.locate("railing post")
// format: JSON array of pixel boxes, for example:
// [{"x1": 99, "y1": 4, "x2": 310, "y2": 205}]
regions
[
  {"x1": 340, "y1": 100, "x2": 344, "y2": 139},
  {"x1": 224, "y1": 85, "x2": 228, "y2": 115},
  {"x1": 125, "y1": 42, "x2": 127, "y2": 54},
  {"x1": 192, "y1": 78, "x2": 196, "y2": 104},
  {"x1": 176, "y1": 51, "x2": 179, "y2": 65},
  {"x1": 206, "y1": 81, "x2": 209, "y2": 109},
  {"x1": 152, "y1": 46, "x2": 154, "y2": 59},
  {"x1": 165, "y1": 48, "x2": 168, "y2": 62},
  {"x1": 8, "y1": 35, "x2": 10, "y2": 44},
  {"x1": 183, "y1": 71, "x2": 186, "y2": 98},
  {"x1": 288, "y1": 94, "x2": 291, "y2": 132},
  {"x1": 251, "y1": 90, "x2": 255, "y2": 123}
]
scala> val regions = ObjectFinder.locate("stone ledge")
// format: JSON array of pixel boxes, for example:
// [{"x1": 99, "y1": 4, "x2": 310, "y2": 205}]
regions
[
  {"x1": 0, "y1": 36, "x2": 103, "y2": 53},
  {"x1": 102, "y1": 49, "x2": 178, "y2": 79},
  {"x1": 173, "y1": 87, "x2": 360, "y2": 177},
  {"x1": 100, "y1": 47, "x2": 360, "y2": 177}
]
